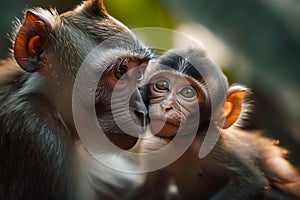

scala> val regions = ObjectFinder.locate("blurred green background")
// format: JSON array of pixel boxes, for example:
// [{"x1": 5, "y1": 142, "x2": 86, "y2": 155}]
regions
[{"x1": 0, "y1": 0, "x2": 299, "y2": 164}]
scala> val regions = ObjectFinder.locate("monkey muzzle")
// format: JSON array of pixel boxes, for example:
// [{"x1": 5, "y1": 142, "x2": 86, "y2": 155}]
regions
[{"x1": 148, "y1": 105, "x2": 184, "y2": 138}]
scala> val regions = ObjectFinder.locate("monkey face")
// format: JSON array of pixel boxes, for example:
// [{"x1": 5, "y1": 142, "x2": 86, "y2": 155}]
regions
[
  {"x1": 95, "y1": 55, "x2": 149, "y2": 149},
  {"x1": 148, "y1": 72, "x2": 206, "y2": 138}
]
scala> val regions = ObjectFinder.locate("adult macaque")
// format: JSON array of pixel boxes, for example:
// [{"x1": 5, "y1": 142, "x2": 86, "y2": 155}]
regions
[
  {"x1": 139, "y1": 48, "x2": 300, "y2": 199},
  {"x1": 0, "y1": 0, "x2": 152, "y2": 199}
]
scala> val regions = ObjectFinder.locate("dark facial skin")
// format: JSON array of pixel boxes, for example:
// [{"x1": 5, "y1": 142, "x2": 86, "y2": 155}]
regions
[
  {"x1": 148, "y1": 72, "x2": 206, "y2": 137},
  {"x1": 97, "y1": 57, "x2": 149, "y2": 149}
]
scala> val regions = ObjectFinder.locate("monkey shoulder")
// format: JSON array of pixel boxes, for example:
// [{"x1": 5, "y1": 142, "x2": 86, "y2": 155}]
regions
[
  {"x1": 221, "y1": 127, "x2": 287, "y2": 159},
  {"x1": 0, "y1": 59, "x2": 24, "y2": 87},
  {"x1": 0, "y1": 59, "x2": 63, "y2": 128},
  {"x1": 0, "y1": 64, "x2": 71, "y2": 154}
]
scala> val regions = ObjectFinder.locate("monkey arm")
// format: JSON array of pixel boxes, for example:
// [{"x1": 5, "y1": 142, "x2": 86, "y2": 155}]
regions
[
  {"x1": 221, "y1": 127, "x2": 300, "y2": 199},
  {"x1": 209, "y1": 133, "x2": 268, "y2": 200},
  {"x1": 240, "y1": 131, "x2": 300, "y2": 198}
]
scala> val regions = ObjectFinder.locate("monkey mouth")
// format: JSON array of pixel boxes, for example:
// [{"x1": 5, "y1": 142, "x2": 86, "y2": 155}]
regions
[
  {"x1": 150, "y1": 115, "x2": 180, "y2": 127},
  {"x1": 149, "y1": 111, "x2": 182, "y2": 127},
  {"x1": 149, "y1": 118, "x2": 180, "y2": 138},
  {"x1": 165, "y1": 119, "x2": 180, "y2": 127},
  {"x1": 105, "y1": 133, "x2": 138, "y2": 150}
]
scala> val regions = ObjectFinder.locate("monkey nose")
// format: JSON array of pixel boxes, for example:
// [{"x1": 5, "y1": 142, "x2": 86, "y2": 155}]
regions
[
  {"x1": 161, "y1": 100, "x2": 173, "y2": 111},
  {"x1": 134, "y1": 101, "x2": 148, "y2": 132},
  {"x1": 135, "y1": 99, "x2": 147, "y2": 114},
  {"x1": 134, "y1": 109, "x2": 147, "y2": 132}
]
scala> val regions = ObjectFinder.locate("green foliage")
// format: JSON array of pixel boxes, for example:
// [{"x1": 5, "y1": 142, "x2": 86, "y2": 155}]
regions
[{"x1": 105, "y1": 0, "x2": 176, "y2": 28}]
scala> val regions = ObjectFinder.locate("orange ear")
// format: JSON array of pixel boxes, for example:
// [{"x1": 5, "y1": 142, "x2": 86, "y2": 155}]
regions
[
  {"x1": 222, "y1": 85, "x2": 247, "y2": 129},
  {"x1": 14, "y1": 11, "x2": 50, "y2": 73}
]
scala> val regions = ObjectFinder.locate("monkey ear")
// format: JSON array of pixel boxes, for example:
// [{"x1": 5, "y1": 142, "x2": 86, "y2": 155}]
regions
[
  {"x1": 14, "y1": 11, "x2": 50, "y2": 73},
  {"x1": 222, "y1": 85, "x2": 247, "y2": 129},
  {"x1": 87, "y1": 0, "x2": 109, "y2": 18}
]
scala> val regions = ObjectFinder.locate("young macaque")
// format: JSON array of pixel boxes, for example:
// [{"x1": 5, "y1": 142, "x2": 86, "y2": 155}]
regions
[{"x1": 138, "y1": 48, "x2": 300, "y2": 199}]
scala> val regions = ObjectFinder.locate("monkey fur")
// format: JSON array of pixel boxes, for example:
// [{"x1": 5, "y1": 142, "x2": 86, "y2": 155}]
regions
[
  {"x1": 138, "y1": 48, "x2": 300, "y2": 200},
  {"x1": 0, "y1": 0, "x2": 153, "y2": 199}
]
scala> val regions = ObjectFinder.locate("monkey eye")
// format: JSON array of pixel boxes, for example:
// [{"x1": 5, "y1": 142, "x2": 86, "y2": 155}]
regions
[
  {"x1": 179, "y1": 86, "x2": 196, "y2": 98},
  {"x1": 154, "y1": 79, "x2": 169, "y2": 91},
  {"x1": 114, "y1": 65, "x2": 128, "y2": 80}
]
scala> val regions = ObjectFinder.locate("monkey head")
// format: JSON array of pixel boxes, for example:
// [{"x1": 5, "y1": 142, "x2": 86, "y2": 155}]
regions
[
  {"x1": 12, "y1": 0, "x2": 153, "y2": 149},
  {"x1": 144, "y1": 48, "x2": 248, "y2": 138}
]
